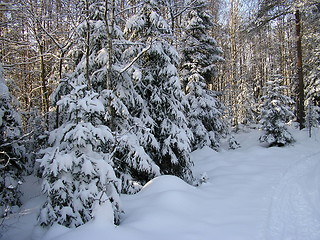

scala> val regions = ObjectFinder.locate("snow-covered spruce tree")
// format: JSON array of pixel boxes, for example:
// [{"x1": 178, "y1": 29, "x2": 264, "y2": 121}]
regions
[
  {"x1": 50, "y1": 0, "x2": 160, "y2": 195},
  {"x1": 97, "y1": 58, "x2": 161, "y2": 194},
  {"x1": 0, "y1": 65, "x2": 25, "y2": 217},
  {"x1": 124, "y1": 0, "x2": 194, "y2": 183},
  {"x1": 38, "y1": 74, "x2": 121, "y2": 227},
  {"x1": 259, "y1": 78, "x2": 295, "y2": 147},
  {"x1": 179, "y1": 0, "x2": 224, "y2": 90},
  {"x1": 179, "y1": 0, "x2": 227, "y2": 151},
  {"x1": 93, "y1": 6, "x2": 161, "y2": 193},
  {"x1": 38, "y1": 1, "x2": 122, "y2": 227}
]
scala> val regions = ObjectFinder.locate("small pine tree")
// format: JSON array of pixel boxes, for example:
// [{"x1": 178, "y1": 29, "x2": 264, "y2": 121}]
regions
[
  {"x1": 179, "y1": 0, "x2": 227, "y2": 150},
  {"x1": 259, "y1": 78, "x2": 294, "y2": 147},
  {"x1": 0, "y1": 65, "x2": 25, "y2": 217},
  {"x1": 228, "y1": 135, "x2": 241, "y2": 150},
  {"x1": 38, "y1": 75, "x2": 121, "y2": 227},
  {"x1": 124, "y1": 0, "x2": 194, "y2": 183}
]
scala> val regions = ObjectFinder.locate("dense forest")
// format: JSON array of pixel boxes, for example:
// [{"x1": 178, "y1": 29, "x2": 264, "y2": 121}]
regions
[{"x1": 0, "y1": 0, "x2": 319, "y2": 228}]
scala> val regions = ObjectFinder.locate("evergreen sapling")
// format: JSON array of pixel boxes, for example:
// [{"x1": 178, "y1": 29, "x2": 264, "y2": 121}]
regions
[{"x1": 259, "y1": 79, "x2": 294, "y2": 147}]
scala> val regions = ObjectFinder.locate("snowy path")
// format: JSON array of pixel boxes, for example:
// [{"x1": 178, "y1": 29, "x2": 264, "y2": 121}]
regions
[
  {"x1": 1, "y1": 128, "x2": 320, "y2": 240},
  {"x1": 265, "y1": 152, "x2": 320, "y2": 240},
  {"x1": 190, "y1": 146, "x2": 302, "y2": 240}
]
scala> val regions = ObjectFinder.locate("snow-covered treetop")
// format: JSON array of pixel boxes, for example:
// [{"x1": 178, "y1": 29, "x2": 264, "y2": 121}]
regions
[
  {"x1": 262, "y1": 79, "x2": 293, "y2": 102},
  {"x1": 184, "y1": 0, "x2": 213, "y2": 32},
  {"x1": 125, "y1": 0, "x2": 171, "y2": 39},
  {"x1": 179, "y1": 0, "x2": 223, "y2": 86}
]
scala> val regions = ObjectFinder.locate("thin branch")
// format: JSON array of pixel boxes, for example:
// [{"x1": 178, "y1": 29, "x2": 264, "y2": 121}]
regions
[
  {"x1": 0, "y1": 152, "x2": 12, "y2": 169},
  {"x1": 34, "y1": 18, "x2": 75, "y2": 51},
  {"x1": 0, "y1": 131, "x2": 34, "y2": 149},
  {"x1": 119, "y1": 44, "x2": 151, "y2": 74}
]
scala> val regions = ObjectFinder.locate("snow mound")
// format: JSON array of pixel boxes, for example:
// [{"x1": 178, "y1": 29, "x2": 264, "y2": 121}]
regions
[
  {"x1": 267, "y1": 155, "x2": 320, "y2": 240},
  {"x1": 138, "y1": 175, "x2": 195, "y2": 197}
]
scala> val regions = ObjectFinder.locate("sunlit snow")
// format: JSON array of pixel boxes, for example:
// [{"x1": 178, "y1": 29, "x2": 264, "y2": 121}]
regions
[{"x1": 1, "y1": 127, "x2": 320, "y2": 240}]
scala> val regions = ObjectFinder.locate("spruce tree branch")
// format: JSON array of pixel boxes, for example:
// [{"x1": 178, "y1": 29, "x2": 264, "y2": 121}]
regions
[
  {"x1": 119, "y1": 44, "x2": 151, "y2": 74},
  {"x1": 0, "y1": 131, "x2": 34, "y2": 148}
]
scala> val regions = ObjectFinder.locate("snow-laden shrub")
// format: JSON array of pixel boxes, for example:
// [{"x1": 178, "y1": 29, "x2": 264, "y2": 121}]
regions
[
  {"x1": 38, "y1": 78, "x2": 121, "y2": 227},
  {"x1": 259, "y1": 79, "x2": 294, "y2": 147}
]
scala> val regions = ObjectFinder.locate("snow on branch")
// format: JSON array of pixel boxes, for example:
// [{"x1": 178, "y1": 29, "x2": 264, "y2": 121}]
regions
[
  {"x1": 0, "y1": 131, "x2": 34, "y2": 148},
  {"x1": 119, "y1": 44, "x2": 151, "y2": 74}
]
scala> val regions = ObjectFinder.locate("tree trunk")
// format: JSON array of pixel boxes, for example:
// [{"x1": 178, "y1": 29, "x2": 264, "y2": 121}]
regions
[
  {"x1": 39, "y1": 43, "x2": 50, "y2": 129},
  {"x1": 55, "y1": 50, "x2": 66, "y2": 129},
  {"x1": 295, "y1": 9, "x2": 304, "y2": 129},
  {"x1": 229, "y1": 0, "x2": 239, "y2": 127},
  {"x1": 85, "y1": 0, "x2": 91, "y2": 89},
  {"x1": 105, "y1": 0, "x2": 116, "y2": 131}
]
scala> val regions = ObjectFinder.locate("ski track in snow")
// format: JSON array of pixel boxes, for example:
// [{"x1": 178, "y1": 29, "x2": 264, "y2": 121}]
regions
[
  {"x1": 1, "y1": 128, "x2": 320, "y2": 240},
  {"x1": 264, "y1": 150, "x2": 320, "y2": 240}
]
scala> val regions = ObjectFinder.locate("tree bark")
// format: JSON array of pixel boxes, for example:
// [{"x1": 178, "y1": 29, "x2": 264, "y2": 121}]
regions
[
  {"x1": 85, "y1": 0, "x2": 91, "y2": 89},
  {"x1": 229, "y1": 0, "x2": 239, "y2": 127},
  {"x1": 55, "y1": 50, "x2": 66, "y2": 129},
  {"x1": 105, "y1": 0, "x2": 116, "y2": 131},
  {"x1": 295, "y1": 9, "x2": 304, "y2": 129},
  {"x1": 39, "y1": 43, "x2": 50, "y2": 129}
]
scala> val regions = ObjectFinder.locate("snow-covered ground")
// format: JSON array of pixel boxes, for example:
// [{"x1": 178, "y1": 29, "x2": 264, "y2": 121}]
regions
[{"x1": 1, "y1": 127, "x2": 320, "y2": 240}]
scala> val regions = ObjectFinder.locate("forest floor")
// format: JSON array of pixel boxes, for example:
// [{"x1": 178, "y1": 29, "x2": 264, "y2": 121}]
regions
[{"x1": 1, "y1": 125, "x2": 320, "y2": 240}]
